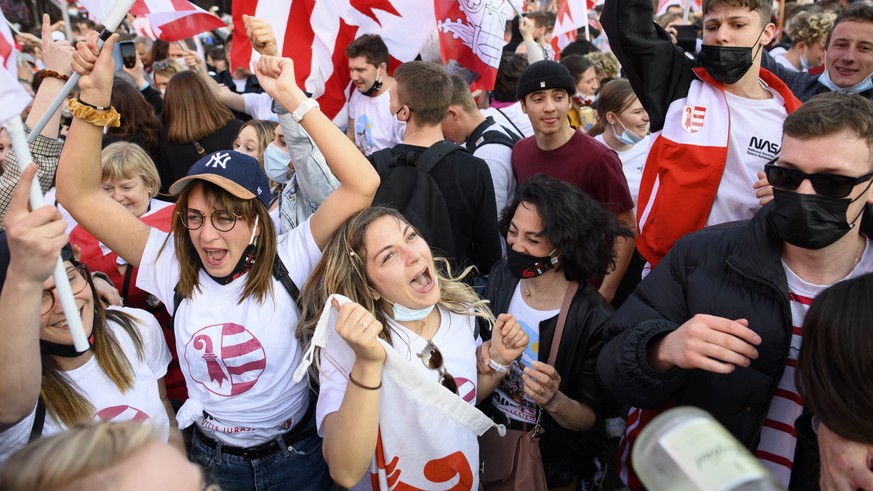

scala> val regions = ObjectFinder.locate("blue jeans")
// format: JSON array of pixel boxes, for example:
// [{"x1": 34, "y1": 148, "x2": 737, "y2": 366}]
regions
[{"x1": 189, "y1": 420, "x2": 332, "y2": 491}]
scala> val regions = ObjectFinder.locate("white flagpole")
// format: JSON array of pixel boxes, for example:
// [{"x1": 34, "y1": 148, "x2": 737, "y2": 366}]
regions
[
  {"x1": 6, "y1": 115, "x2": 90, "y2": 351},
  {"x1": 26, "y1": 0, "x2": 137, "y2": 144},
  {"x1": 61, "y1": 4, "x2": 75, "y2": 44},
  {"x1": 583, "y1": 0, "x2": 591, "y2": 41}
]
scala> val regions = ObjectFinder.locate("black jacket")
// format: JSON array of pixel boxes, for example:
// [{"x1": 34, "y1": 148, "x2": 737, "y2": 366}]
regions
[
  {"x1": 157, "y1": 119, "x2": 244, "y2": 197},
  {"x1": 481, "y1": 261, "x2": 615, "y2": 468},
  {"x1": 596, "y1": 204, "x2": 872, "y2": 489}
]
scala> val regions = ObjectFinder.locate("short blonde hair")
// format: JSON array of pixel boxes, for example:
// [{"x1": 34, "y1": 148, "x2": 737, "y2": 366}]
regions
[
  {"x1": 0, "y1": 421, "x2": 156, "y2": 491},
  {"x1": 101, "y1": 142, "x2": 160, "y2": 199}
]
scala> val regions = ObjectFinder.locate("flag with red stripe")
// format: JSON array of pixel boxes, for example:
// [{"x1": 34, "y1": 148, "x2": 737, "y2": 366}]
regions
[
  {"x1": 0, "y1": 6, "x2": 32, "y2": 123},
  {"x1": 435, "y1": 0, "x2": 508, "y2": 90},
  {"x1": 231, "y1": 0, "x2": 435, "y2": 120},
  {"x1": 129, "y1": 0, "x2": 225, "y2": 42}
]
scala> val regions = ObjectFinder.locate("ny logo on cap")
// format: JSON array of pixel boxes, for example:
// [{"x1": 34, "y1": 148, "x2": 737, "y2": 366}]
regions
[
  {"x1": 540, "y1": 81, "x2": 546, "y2": 88},
  {"x1": 207, "y1": 152, "x2": 232, "y2": 169}
]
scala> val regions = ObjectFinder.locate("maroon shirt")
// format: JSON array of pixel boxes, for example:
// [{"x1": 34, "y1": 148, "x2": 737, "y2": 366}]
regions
[{"x1": 512, "y1": 131, "x2": 634, "y2": 215}]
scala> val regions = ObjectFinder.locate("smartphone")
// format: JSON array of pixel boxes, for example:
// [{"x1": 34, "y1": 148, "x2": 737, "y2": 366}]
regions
[
  {"x1": 673, "y1": 24, "x2": 698, "y2": 54},
  {"x1": 112, "y1": 40, "x2": 136, "y2": 71},
  {"x1": 119, "y1": 40, "x2": 137, "y2": 69}
]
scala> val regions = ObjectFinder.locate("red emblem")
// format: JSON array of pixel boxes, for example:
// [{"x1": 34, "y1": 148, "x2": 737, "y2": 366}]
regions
[
  {"x1": 682, "y1": 105, "x2": 706, "y2": 133},
  {"x1": 184, "y1": 323, "x2": 266, "y2": 397}
]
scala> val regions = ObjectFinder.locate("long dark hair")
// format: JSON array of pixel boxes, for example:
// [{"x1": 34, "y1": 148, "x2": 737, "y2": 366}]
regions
[
  {"x1": 498, "y1": 174, "x2": 633, "y2": 281},
  {"x1": 108, "y1": 79, "x2": 162, "y2": 156},
  {"x1": 797, "y1": 272, "x2": 873, "y2": 445}
]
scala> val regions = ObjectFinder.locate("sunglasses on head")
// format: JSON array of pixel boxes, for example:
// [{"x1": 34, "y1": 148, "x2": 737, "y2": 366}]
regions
[
  {"x1": 418, "y1": 340, "x2": 458, "y2": 394},
  {"x1": 764, "y1": 158, "x2": 873, "y2": 199}
]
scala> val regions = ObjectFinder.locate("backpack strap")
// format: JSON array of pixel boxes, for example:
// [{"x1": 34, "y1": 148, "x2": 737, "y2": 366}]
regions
[
  {"x1": 414, "y1": 140, "x2": 465, "y2": 174},
  {"x1": 494, "y1": 106, "x2": 525, "y2": 139},
  {"x1": 370, "y1": 148, "x2": 395, "y2": 174},
  {"x1": 172, "y1": 255, "x2": 301, "y2": 316},
  {"x1": 29, "y1": 396, "x2": 46, "y2": 443}
]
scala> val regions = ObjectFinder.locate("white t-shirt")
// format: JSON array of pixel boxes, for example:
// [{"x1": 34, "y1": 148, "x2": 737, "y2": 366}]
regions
[
  {"x1": 757, "y1": 239, "x2": 872, "y2": 486},
  {"x1": 137, "y1": 217, "x2": 322, "y2": 447},
  {"x1": 473, "y1": 124, "x2": 518, "y2": 216},
  {"x1": 0, "y1": 306, "x2": 171, "y2": 464},
  {"x1": 482, "y1": 101, "x2": 534, "y2": 139},
  {"x1": 491, "y1": 285, "x2": 559, "y2": 425},
  {"x1": 316, "y1": 307, "x2": 481, "y2": 491},
  {"x1": 706, "y1": 86, "x2": 787, "y2": 227},
  {"x1": 771, "y1": 51, "x2": 800, "y2": 72},
  {"x1": 594, "y1": 133, "x2": 652, "y2": 206},
  {"x1": 242, "y1": 92, "x2": 279, "y2": 122},
  {"x1": 348, "y1": 88, "x2": 405, "y2": 156}
]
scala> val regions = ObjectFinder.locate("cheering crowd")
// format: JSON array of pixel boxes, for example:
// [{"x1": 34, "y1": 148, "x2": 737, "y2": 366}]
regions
[{"x1": 0, "y1": 0, "x2": 873, "y2": 489}]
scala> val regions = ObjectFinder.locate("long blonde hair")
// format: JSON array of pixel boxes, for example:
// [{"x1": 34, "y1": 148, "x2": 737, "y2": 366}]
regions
[{"x1": 297, "y1": 207, "x2": 494, "y2": 347}]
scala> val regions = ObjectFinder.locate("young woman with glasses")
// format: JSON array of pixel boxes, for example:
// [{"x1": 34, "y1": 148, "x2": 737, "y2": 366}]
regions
[
  {"x1": 0, "y1": 166, "x2": 180, "y2": 464},
  {"x1": 479, "y1": 174, "x2": 632, "y2": 490},
  {"x1": 296, "y1": 206, "x2": 528, "y2": 490},
  {"x1": 56, "y1": 33, "x2": 380, "y2": 491}
]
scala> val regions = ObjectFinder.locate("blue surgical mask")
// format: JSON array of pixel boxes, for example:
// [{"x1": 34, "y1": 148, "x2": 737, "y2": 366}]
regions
[
  {"x1": 612, "y1": 119, "x2": 645, "y2": 146},
  {"x1": 800, "y1": 54, "x2": 810, "y2": 72},
  {"x1": 818, "y1": 68, "x2": 873, "y2": 94},
  {"x1": 264, "y1": 143, "x2": 291, "y2": 183},
  {"x1": 393, "y1": 302, "x2": 435, "y2": 322}
]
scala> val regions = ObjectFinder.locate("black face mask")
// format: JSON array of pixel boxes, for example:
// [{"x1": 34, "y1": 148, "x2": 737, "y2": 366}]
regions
[
  {"x1": 205, "y1": 243, "x2": 257, "y2": 285},
  {"x1": 767, "y1": 185, "x2": 871, "y2": 249},
  {"x1": 696, "y1": 27, "x2": 765, "y2": 85},
  {"x1": 40, "y1": 332, "x2": 95, "y2": 358},
  {"x1": 361, "y1": 74, "x2": 383, "y2": 97},
  {"x1": 506, "y1": 248, "x2": 557, "y2": 279}
]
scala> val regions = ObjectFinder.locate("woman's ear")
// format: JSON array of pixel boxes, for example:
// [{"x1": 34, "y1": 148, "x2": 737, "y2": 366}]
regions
[{"x1": 370, "y1": 288, "x2": 381, "y2": 301}]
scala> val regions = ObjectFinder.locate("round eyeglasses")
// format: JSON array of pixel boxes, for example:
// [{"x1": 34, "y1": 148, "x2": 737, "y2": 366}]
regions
[
  {"x1": 41, "y1": 264, "x2": 90, "y2": 316},
  {"x1": 178, "y1": 208, "x2": 241, "y2": 232}
]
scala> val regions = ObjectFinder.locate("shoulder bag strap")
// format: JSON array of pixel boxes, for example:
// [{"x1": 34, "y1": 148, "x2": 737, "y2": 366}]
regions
[
  {"x1": 547, "y1": 281, "x2": 579, "y2": 366},
  {"x1": 495, "y1": 106, "x2": 524, "y2": 138}
]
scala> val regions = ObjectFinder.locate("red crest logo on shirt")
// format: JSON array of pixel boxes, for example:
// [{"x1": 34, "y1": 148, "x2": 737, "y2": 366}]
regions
[
  {"x1": 95, "y1": 405, "x2": 150, "y2": 423},
  {"x1": 682, "y1": 105, "x2": 706, "y2": 133},
  {"x1": 184, "y1": 323, "x2": 266, "y2": 397}
]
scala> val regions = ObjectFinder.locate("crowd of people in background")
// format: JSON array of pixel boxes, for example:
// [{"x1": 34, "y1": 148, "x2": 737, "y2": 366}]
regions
[{"x1": 1, "y1": 0, "x2": 873, "y2": 489}]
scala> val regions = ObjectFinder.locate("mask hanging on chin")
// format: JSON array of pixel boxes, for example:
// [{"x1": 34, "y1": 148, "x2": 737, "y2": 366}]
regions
[
  {"x1": 818, "y1": 68, "x2": 873, "y2": 94},
  {"x1": 205, "y1": 216, "x2": 260, "y2": 285},
  {"x1": 380, "y1": 277, "x2": 440, "y2": 322},
  {"x1": 361, "y1": 69, "x2": 384, "y2": 97},
  {"x1": 697, "y1": 26, "x2": 767, "y2": 84},
  {"x1": 611, "y1": 119, "x2": 645, "y2": 146},
  {"x1": 41, "y1": 329, "x2": 96, "y2": 357}
]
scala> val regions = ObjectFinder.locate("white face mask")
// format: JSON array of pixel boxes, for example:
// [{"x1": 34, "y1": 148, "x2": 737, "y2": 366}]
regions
[{"x1": 263, "y1": 143, "x2": 291, "y2": 183}]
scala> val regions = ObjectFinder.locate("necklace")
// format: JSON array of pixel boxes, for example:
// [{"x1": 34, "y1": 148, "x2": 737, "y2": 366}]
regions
[{"x1": 852, "y1": 235, "x2": 866, "y2": 271}]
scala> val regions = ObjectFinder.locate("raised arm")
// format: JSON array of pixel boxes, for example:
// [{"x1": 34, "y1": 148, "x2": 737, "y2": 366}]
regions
[
  {"x1": 55, "y1": 31, "x2": 152, "y2": 268},
  {"x1": 255, "y1": 56, "x2": 379, "y2": 249},
  {"x1": 0, "y1": 165, "x2": 68, "y2": 430},
  {"x1": 277, "y1": 113, "x2": 339, "y2": 208},
  {"x1": 601, "y1": 0, "x2": 696, "y2": 131}
]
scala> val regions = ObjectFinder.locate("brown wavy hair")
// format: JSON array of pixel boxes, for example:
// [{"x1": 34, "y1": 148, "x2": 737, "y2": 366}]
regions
[
  {"x1": 160, "y1": 181, "x2": 277, "y2": 304},
  {"x1": 162, "y1": 71, "x2": 233, "y2": 144},
  {"x1": 40, "y1": 262, "x2": 145, "y2": 427}
]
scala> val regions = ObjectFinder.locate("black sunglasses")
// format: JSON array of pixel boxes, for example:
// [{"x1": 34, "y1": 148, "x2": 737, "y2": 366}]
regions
[
  {"x1": 764, "y1": 159, "x2": 873, "y2": 199},
  {"x1": 418, "y1": 340, "x2": 459, "y2": 394}
]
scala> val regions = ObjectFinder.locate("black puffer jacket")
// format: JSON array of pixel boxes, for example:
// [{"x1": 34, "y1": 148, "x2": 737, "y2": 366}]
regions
[
  {"x1": 596, "y1": 204, "x2": 873, "y2": 489},
  {"x1": 481, "y1": 261, "x2": 615, "y2": 470}
]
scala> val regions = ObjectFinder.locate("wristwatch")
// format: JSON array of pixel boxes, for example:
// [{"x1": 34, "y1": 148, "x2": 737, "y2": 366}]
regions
[{"x1": 291, "y1": 98, "x2": 320, "y2": 123}]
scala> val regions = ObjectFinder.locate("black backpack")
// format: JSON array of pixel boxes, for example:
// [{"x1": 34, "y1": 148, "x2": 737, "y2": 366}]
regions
[
  {"x1": 370, "y1": 141, "x2": 466, "y2": 261},
  {"x1": 465, "y1": 118, "x2": 521, "y2": 153}
]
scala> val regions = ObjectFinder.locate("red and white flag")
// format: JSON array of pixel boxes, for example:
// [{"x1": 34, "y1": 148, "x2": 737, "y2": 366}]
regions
[
  {"x1": 130, "y1": 0, "x2": 225, "y2": 42},
  {"x1": 0, "y1": 6, "x2": 32, "y2": 123},
  {"x1": 232, "y1": 0, "x2": 435, "y2": 120},
  {"x1": 435, "y1": 0, "x2": 508, "y2": 90},
  {"x1": 551, "y1": 0, "x2": 591, "y2": 54}
]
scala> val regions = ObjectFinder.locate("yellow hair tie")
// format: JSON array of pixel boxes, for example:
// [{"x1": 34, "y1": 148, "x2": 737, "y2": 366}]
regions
[{"x1": 67, "y1": 98, "x2": 121, "y2": 128}]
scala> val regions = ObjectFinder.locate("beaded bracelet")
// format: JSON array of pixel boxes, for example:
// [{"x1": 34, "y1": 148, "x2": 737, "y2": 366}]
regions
[
  {"x1": 67, "y1": 98, "x2": 121, "y2": 128},
  {"x1": 348, "y1": 372, "x2": 381, "y2": 391},
  {"x1": 37, "y1": 70, "x2": 70, "y2": 81}
]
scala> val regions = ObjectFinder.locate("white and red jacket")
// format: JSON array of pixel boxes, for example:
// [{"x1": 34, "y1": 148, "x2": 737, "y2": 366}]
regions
[{"x1": 635, "y1": 68, "x2": 801, "y2": 266}]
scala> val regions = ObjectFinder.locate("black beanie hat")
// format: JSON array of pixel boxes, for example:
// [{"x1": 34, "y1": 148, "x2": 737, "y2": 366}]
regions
[
  {"x1": 516, "y1": 60, "x2": 577, "y2": 101},
  {"x1": 0, "y1": 230, "x2": 74, "y2": 295}
]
